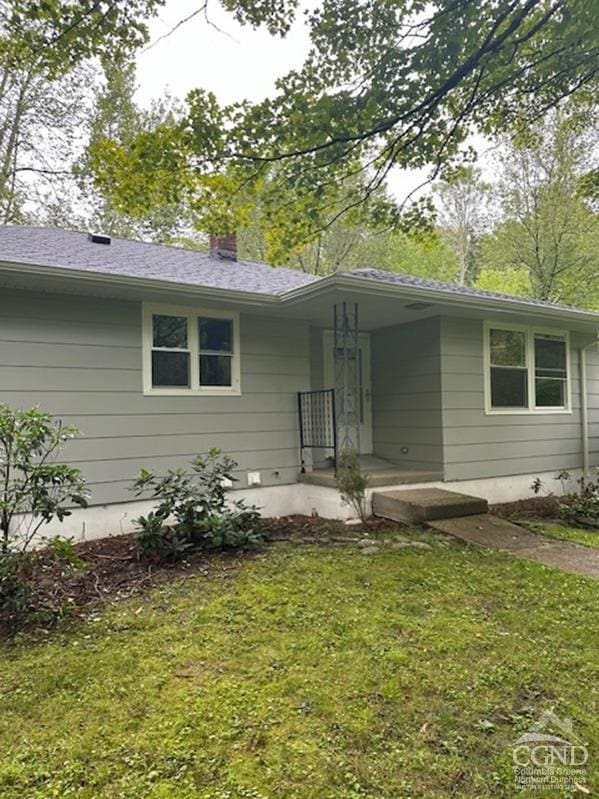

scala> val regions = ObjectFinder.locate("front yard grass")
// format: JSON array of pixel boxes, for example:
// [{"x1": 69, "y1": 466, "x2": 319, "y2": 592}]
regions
[
  {"x1": 522, "y1": 519, "x2": 599, "y2": 550},
  {"x1": 0, "y1": 533, "x2": 597, "y2": 798}
]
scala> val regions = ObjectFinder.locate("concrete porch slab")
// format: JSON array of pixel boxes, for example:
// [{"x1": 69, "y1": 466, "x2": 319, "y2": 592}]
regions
[
  {"x1": 372, "y1": 487, "x2": 488, "y2": 524},
  {"x1": 300, "y1": 468, "x2": 443, "y2": 489}
]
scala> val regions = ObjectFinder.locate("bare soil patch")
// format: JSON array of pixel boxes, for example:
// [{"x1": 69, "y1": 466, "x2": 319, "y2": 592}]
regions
[
  {"x1": 260, "y1": 513, "x2": 404, "y2": 541},
  {"x1": 490, "y1": 495, "x2": 562, "y2": 519}
]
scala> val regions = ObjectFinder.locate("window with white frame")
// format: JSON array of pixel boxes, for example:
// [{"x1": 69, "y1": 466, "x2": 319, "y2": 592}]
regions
[
  {"x1": 485, "y1": 324, "x2": 570, "y2": 413},
  {"x1": 143, "y1": 305, "x2": 240, "y2": 395}
]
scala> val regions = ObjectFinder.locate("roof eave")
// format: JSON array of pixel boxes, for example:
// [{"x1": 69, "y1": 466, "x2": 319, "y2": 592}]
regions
[
  {"x1": 281, "y1": 273, "x2": 599, "y2": 327},
  {"x1": 0, "y1": 259, "x2": 281, "y2": 306}
]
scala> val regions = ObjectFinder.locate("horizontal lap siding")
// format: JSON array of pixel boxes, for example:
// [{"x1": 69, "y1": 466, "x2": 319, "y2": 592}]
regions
[
  {"x1": 371, "y1": 317, "x2": 444, "y2": 470},
  {"x1": 440, "y1": 316, "x2": 586, "y2": 481},
  {"x1": 588, "y1": 346, "x2": 599, "y2": 467},
  {"x1": 0, "y1": 289, "x2": 310, "y2": 504}
]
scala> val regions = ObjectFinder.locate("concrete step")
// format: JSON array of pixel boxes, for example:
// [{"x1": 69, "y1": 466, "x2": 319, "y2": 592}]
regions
[{"x1": 372, "y1": 487, "x2": 488, "y2": 524}]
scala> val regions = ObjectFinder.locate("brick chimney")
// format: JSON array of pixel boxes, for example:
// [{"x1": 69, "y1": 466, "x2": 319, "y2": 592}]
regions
[{"x1": 209, "y1": 233, "x2": 237, "y2": 261}]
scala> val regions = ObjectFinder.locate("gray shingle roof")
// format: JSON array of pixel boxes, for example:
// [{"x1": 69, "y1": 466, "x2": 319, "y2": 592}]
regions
[
  {"x1": 0, "y1": 226, "x2": 318, "y2": 296},
  {"x1": 343, "y1": 268, "x2": 589, "y2": 313},
  {"x1": 0, "y1": 226, "x2": 596, "y2": 319}
]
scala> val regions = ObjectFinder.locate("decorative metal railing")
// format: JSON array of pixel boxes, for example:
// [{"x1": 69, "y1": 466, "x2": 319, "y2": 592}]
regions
[
  {"x1": 297, "y1": 388, "x2": 337, "y2": 472},
  {"x1": 334, "y1": 302, "x2": 360, "y2": 455}
]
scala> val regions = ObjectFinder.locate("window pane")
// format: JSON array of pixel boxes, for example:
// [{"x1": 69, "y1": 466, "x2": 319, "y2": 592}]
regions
[
  {"x1": 200, "y1": 354, "x2": 232, "y2": 387},
  {"x1": 535, "y1": 335, "x2": 566, "y2": 376},
  {"x1": 153, "y1": 315, "x2": 187, "y2": 349},
  {"x1": 490, "y1": 329, "x2": 526, "y2": 367},
  {"x1": 535, "y1": 378, "x2": 566, "y2": 407},
  {"x1": 199, "y1": 318, "x2": 233, "y2": 352},
  {"x1": 152, "y1": 351, "x2": 190, "y2": 387},
  {"x1": 491, "y1": 367, "x2": 527, "y2": 408}
]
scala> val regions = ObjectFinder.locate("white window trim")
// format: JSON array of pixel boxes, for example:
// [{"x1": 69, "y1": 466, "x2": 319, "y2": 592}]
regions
[
  {"x1": 483, "y1": 321, "x2": 571, "y2": 415},
  {"x1": 142, "y1": 303, "x2": 241, "y2": 396}
]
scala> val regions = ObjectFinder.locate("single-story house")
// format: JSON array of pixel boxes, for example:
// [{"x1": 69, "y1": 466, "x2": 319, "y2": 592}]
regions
[{"x1": 0, "y1": 226, "x2": 598, "y2": 539}]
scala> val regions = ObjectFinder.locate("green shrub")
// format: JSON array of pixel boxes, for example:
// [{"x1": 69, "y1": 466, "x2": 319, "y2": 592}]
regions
[
  {"x1": 336, "y1": 448, "x2": 370, "y2": 523},
  {"x1": 560, "y1": 472, "x2": 599, "y2": 528},
  {"x1": 0, "y1": 551, "x2": 34, "y2": 619},
  {"x1": 0, "y1": 538, "x2": 91, "y2": 630},
  {"x1": 0, "y1": 404, "x2": 89, "y2": 627},
  {"x1": 134, "y1": 513, "x2": 194, "y2": 561},
  {"x1": 532, "y1": 469, "x2": 599, "y2": 528},
  {"x1": 43, "y1": 535, "x2": 89, "y2": 574},
  {"x1": 0, "y1": 403, "x2": 89, "y2": 554},
  {"x1": 131, "y1": 449, "x2": 262, "y2": 560}
]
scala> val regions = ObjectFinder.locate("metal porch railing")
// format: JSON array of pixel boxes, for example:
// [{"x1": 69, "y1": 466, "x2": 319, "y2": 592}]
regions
[{"x1": 298, "y1": 388, "x2": 337, "y2": 472}]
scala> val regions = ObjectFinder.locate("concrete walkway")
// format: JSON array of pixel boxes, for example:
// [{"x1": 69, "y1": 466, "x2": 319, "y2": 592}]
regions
[{"x1": 428, "y1": 514, "x2": 599, "y2": 579}]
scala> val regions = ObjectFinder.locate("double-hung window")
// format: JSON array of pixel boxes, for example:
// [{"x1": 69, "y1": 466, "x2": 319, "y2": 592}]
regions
[
  {"x1": 484, "y1": 323, "x2": 570, "y2": 413},
  {"x1": 143, "y1": 304, "x2": 240, "y2": 395},
  {"x1": 533, "y1": 333, "x2": 568, "y2": 408}
]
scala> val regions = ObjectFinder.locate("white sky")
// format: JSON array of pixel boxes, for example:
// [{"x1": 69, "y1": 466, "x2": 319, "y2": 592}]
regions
[{"x1": 135, "y1": 0, "x2": 430, "y2": 201}]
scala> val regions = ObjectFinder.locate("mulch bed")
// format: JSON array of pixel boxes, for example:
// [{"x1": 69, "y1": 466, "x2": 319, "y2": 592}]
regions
[
  {"x1": 1, "y1": 534, "x2": 247, "y2": 636},
  {"x1": 1, "y1": 515, "x2": 401, "y2": 635},
  {"x1": 260, "y1": 514, "x2": 403, "y2": 541},
  {"x1": 27, "y1": 534, "x2": 228, "y2": 608},
  {"x1": 490, "y1": 495, "x2": 563, "y2": 519}
]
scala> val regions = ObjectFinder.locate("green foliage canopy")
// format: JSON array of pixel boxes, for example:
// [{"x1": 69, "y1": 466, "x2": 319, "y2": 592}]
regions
[
  {"x1": 92, "y1": 0, "x2": 599, "y2": 257},
  {"x1": 0, "y1": 0, "x2": 163, "y2": 74}
]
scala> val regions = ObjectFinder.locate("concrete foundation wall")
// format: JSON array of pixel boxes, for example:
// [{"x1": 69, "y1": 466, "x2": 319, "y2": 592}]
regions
[{"x1": 20, "y1": 468, "x2": 582, "y2": 544}]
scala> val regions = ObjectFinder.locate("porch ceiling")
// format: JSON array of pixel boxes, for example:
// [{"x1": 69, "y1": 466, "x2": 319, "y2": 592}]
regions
[{"x1": 277, "y1": 286, "x2": 439, "y2": 330}]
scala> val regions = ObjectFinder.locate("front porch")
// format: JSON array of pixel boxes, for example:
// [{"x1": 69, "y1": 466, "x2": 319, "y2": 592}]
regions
[
  {"x1": 299, "y1": 455, "x2": 443, "y2": 488},
  {"x1": 297, "y1": 301, "x2": 445, "y2": 484}
]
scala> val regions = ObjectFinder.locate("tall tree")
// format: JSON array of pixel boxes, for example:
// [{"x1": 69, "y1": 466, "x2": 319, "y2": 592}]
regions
[
  {"x1": 236, "y1": 171, "x2": 399, "y2": 270},
  {"x1": 0, "y1": 60, "x2": 94, "y2": 223},
  {"x1": 483, "y1": 107, "x2": 599, "y2": 306},
  {"x1": 73, "y1": 59, "x2": 198, "y2": 243},
  {"x1": 434, "y1": 166, "x2": 489, "y2": 285},
  {"x1": 0, "y1": 0, "x2": 164, "y2": 226}
]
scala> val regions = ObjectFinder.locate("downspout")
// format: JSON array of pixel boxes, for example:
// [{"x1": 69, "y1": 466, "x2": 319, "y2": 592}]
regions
[{"x1": 579, "y1": 342, "x2": 597, "y2": 477}]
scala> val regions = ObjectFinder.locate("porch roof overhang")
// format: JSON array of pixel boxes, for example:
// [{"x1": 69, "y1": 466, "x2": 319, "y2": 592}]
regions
[{"x1": 278, "y1": 273, "x2": 599, "y2": 335}]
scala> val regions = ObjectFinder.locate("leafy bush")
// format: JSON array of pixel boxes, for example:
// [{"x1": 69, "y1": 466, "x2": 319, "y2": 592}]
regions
[
  {"x1": 532, "y1": 469, "x2": 599, "y2": 528},
  {"x1": 560, "y1": 472, "x2": 599, "y2": 528},
  {"x1": 131, "y1": 449, "x2": 262, "y2": 560},
  {"x1": 0, "y1": 403, "x2": 89, "y2": 554},
  {"x1": 0, "y1": 542, "x2": 90, "y2": 631},
  {"x1": 43, "y1": 535, "x2": 89, "y2": 574},
  {"x1": 0, "y1": 404, "x2": 89, "y2": 626},
  {"x1": 134, "y1": 513, "x2": 194, "y2": 561},
  {"x1": 0, "y1": 551, "x2": 35, "y2": 619},
  {"x1": 336, "y1": 448, "x2": 370, "y2": 524}
]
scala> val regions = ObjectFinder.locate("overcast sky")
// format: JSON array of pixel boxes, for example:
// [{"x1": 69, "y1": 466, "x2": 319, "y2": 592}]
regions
[{"x1": 135, "y1": 0, "x2": 430, "y2": 201}]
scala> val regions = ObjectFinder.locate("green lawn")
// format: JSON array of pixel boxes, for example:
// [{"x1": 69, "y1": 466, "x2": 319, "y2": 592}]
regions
[
  {"x1": 522, "y1": 520, "x2": 599, "y2": 550},
  {"x1": 1, "y1": 535, "x2": 597, "y2": 798}
]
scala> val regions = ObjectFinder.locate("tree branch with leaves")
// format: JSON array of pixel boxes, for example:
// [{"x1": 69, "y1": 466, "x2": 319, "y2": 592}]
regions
[{"x1": 90, "y1": 0, "x2": 599, "y2": 255}]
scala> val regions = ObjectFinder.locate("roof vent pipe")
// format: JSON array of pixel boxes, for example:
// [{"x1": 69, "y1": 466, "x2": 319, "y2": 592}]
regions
[
  {"x1": 88, "y1": 232, "x2": 111, "y2": 245},
  {"x1": 209, "y1": 233, "x2": 237, "y2": 261}
]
